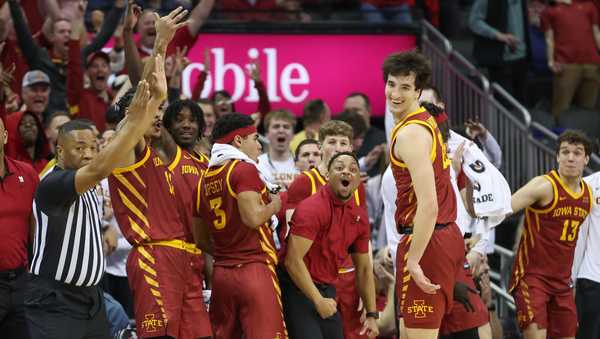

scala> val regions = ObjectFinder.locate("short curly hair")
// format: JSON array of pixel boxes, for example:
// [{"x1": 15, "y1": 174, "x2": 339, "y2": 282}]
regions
[{"x1": 382, "y1": 50, "x2": 432, "y2": 91}]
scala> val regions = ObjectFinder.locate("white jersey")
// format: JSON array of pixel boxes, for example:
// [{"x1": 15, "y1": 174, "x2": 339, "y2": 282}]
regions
[
  {"x1": 573, "y1": 172, "x2": 600, "y2": 283},
  {"x1": 101, "y1": 179, "x2": 132, "y2": 278},
  {"x1": 257, "y1": 153, "x2": 299, "y2": 190},
  {"x1": 382, "y1": 165, "x2": 400, "y2": 268}
]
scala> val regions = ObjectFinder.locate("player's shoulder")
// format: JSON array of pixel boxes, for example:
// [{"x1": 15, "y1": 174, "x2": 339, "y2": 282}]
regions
[
  {"x1": 529, "y1": 174, "x2": 556, "y2": 197},
  {"x1": 295, "y1": 187, "x2": 328, "y2": 215}
]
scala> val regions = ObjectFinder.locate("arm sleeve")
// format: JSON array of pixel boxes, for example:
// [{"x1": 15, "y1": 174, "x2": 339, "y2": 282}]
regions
[
  {"x1": 255, "y1": 80, "x2": 271, "y2": 120},
  {"x1": 289, "y1": 200, "x2": 320, "y2": 241},
  {"x1": 230, "y1": 162, "x2": 264, "y2": 194},
  {"x1": 67, "y1": 39, "x2": 83, "y2": 116},
  {"x1": 36, "y1": 169, "x2": 79, "y2": 216},
  {"x1": 8, "y1": 0, "x2": 44, "y2": 68},
  {"x1": 468, "y1": 0, "x2": 499, "y2": 40},
  {"x1": 479, "y1": 133, "x2": 502, "y2": 168},
  {"x1": 82, "y1": 5, "x2": 126, "y2": 61}
]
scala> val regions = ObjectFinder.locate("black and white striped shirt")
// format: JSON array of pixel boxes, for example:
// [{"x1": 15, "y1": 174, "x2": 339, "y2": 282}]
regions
[{"x1": 31, "y1": 165, "x2": 105, "y2": 287}]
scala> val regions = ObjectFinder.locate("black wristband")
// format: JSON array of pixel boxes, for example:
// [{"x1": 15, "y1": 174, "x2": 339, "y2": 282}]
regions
[{"x1": 366, "y1": 311, "x2": 379, "y2": 319}]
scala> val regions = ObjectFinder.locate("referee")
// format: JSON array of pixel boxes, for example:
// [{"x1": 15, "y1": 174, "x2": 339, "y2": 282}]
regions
[{"x1": 26, "y1": 78, "x2": 157, "y2": 338}]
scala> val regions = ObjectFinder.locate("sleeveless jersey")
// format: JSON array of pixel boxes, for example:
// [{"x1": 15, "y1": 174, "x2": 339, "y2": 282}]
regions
[
  {"x1": 195, "y1": 160, "x2": 278, "y2": 267},
  {"x1": 389, "y1": 107, "x2": 457, "y2": 228},
  {"x1": 108, "y1": 147, "x2": 186, "y2": 245},
  {"x1": 168, "y1": 147, "x2": 209, "y2": 243},
  {"x1": 510, "y1": 170, "x2": 592, "y2": 291}
]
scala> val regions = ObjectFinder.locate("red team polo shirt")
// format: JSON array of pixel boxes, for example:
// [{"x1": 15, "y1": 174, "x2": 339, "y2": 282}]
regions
[
  {"x1": 289, "y1": 185, "x2": 370, "y2": 285},
  {"x1": 0, "y1": 157, "x2": 39, "y2": 270}
]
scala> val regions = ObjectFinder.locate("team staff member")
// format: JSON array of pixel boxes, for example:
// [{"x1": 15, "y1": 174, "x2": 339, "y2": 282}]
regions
[
  {"x1": 285, "y1": 120, "x2": 367, "y2": 339},
  {"x1": 510, "y1": 130, "x2": 593, "y2": 339},
  {"x1": 193, "y1": 113, "x2": 287, "y2": 339},
  {"x1": 284, "y1": 152, "x2": 379, "y2": 339},
  {"x1": 386, "y1": 51, "x2": 465, "y2": 338},
  {"x1": 0, "y1": 116, "x2": 38, "y2": 338}
]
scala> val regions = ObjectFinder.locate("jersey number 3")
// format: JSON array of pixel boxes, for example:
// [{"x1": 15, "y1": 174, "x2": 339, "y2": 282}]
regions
[
  {"x1": 209, "y1": 197, "x2": 227, "y2": 230},
  {"x1": 560, "y1": 220, "x2": 580, "y2": 242}
]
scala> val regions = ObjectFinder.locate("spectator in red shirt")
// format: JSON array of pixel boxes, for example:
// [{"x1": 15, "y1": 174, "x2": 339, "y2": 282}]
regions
[
  {"x1": 0, "y1": 115, "x2": 39, "y2": 339},
  {"x1": 69, "y1": 52, "x2": 112, "y2": 132},
  {"x1": 19, "y1": 70, "x2": 50, "y2": 123},
  {"x1": 134, "y1": 0, "x2": 215, "y2": 59},
  {"x1": 4, "y1": 110, "x2": 51, "y2": 173},
  {"x1": 284, "y1": 151, "x2": 379, "y2": 339},
  {"x1": 541, "y1": 0, "x2": 600, "y2": 121}
]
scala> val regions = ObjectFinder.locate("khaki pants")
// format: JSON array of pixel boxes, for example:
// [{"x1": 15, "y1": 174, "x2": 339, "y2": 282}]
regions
[{"x1": 552, "y1": 64, "x2": 600, "y2": 118}]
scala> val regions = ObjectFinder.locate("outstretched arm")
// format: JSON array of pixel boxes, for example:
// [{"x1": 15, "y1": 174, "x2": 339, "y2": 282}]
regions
[
  {"x1": 511, "y1": 175, "x2": 553, "y2": 214},
  {"x1": 186, "y1": 0, "x2": 215, "y2": 36}
]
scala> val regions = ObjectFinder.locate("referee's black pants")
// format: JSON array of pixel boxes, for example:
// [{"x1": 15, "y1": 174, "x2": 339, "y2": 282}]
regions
[
  {"x1": 24, "y1": 274, "x2": 110, "y2": 339},
  {"x1": 576, "y1": 278, "x2": 600, "y2": 339},
  {"x1": 0, "y1": 267, "x2": 30, "y2": 338},
  {"x1": 279, "y1": 270, "x2": 344, "y2": 339}
]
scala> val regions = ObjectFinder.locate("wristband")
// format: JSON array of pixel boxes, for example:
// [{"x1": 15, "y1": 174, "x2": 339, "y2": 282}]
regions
[{"x1": 366, "y1": 311, "x2": 379, "y2": 319}]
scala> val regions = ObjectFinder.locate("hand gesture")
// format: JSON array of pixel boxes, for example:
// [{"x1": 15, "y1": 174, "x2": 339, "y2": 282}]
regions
[
  {"x1": 149, "y1": 54, "x2": 168, "y2": 102},
  {"x1": 465, "y1": 119, "x2": 487, "y2": 140},
  {"x1": 154, "y1": 7, "x2": 189, "y2": 46},
  {"x1": 127, "y1": 80, "x2": 151, "y2": 120},
  {"x1": 124, "y1": 0, "x2": 142, "y2": 31},
  {"x1": 549, "y1": 60, "x2": 563, "y2": 74},
  {"x1": 360, "y1": 316, "x2": 380, "y2": 338},
  {"x1": 314, "y1": 297, "x2": 337, "y2": 319},
  {"x1": 174, "y1": 46, "x2": 190, "y2": 74},
  {"x1": 247, "y1": 58, "x2": 261, "y2": 82},
  {"x1": 407, "y1": 260, "x2": 440, "y2": 294},
  {"x1": 103, "y1": 226, "x2": 118, "y2": 256}
]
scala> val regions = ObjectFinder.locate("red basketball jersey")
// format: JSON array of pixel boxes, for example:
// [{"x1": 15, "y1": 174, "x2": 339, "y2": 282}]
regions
[
  {"x1": 389, "y1": 107, "x2": 457, "y2": 228},
  {"x1": 168, "y1": 147, "x2": 209, "y2": 243},
  {"x1": 194, "y1": 160, "x2": 278, "y2": 267},
  {"x1": 108, "y1": 147, "x2": 186, "y2": 244},
  {"x1": 510, "y1": 170, "x2": 592, "y2": 291}
]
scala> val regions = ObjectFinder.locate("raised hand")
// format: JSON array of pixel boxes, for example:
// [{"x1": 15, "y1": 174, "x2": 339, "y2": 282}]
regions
[
  {"x1": 149, "y1": 54, "x2": 168, "y2": 102},
  {"x1": 203, "y1": 47, "x2": 211, "y2": 73},
  {"x1": 247, "y1": 58, "x2": 261, "y2": 82},
  {"x1": 127, "y1": 80, "x2": 151, "y2": 121},
  {"x1": 154, "y1": 7, "x2": 189, "y2": 47},
  {"x1": 124, "y1": 0, "x2": 142, "y2": 31}
]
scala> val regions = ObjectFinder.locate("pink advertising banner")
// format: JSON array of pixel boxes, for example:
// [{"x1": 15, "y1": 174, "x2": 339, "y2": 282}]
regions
[{"x1": 179, "y1": 34, "x2": 417, "y2": 117}]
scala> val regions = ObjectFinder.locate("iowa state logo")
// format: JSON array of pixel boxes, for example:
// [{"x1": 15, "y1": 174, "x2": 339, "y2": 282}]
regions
[{"x1": 406, "y1": 300, "x2": 434, "y2": 318}]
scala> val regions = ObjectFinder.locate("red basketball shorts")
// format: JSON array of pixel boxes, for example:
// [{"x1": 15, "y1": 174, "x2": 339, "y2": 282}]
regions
[
  {"x1": 127, "y1": 244, "x2": 211, "y2": 339},
  {"x1": 209, "y1": 262, "x2": 287, "y2": 339},
  {"x1": 395, "y1": 223, "x2": 464, "y2": 329},
  {"x1": 511, "y1": 274, "x2": 577, "y2": 337},
  {"x1": 334, "y1": 269, "x2": 367, "y2": 339}
]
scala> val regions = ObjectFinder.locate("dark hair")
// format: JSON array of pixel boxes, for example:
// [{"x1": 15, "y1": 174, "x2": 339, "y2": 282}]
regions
[
  {"x1": 303, "y1": 99, "x2": 327, "y2": 125},
  {"x1": 211, "y1": 113, "x2": 254, "y2": 144},
  {"x1": 382, "y1": 50, "x2": 432, "y2": 91},
  {"x1": 346, "y1": 92, "x2": 371, "y2": 110},
  {"x1": 556, "y1": 130, "x2": 593, "y2": 156},
  {"x1": 115, "y1": 88, "x2": 137, "y2": 117},
  {"x1": 58, "y1": 119, "x2": 94, "y2": 138},
  {"x1": 327, "y1": 151, "x2": 359, "y2": 170},
  {"x1": 421, "y1": 102, "x2": 450, "y2": 143},
  {"x1": 211, "y1": 90, "x2": 236, "y2": 112},
  {"x1": 295, "y1": 138, "x2": 319, "y2": 161},
  {"x1": 336, "y1": 111, "x2": 367, "y2": 140},
  {"x1": 105, "y1": 104, "x2": 125, "y2": 126},
  {"x1": 163, "y1": 99, "x2": 205, "y2": 134}
]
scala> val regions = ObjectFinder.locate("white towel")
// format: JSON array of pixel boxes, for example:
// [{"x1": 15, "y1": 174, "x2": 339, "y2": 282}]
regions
[
  {"x1": 448, "y1": 131, "x2": 512, "y2": 229},
  {"x1": 209, "y1": 143, "x2": 280, "y2": 243}
]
